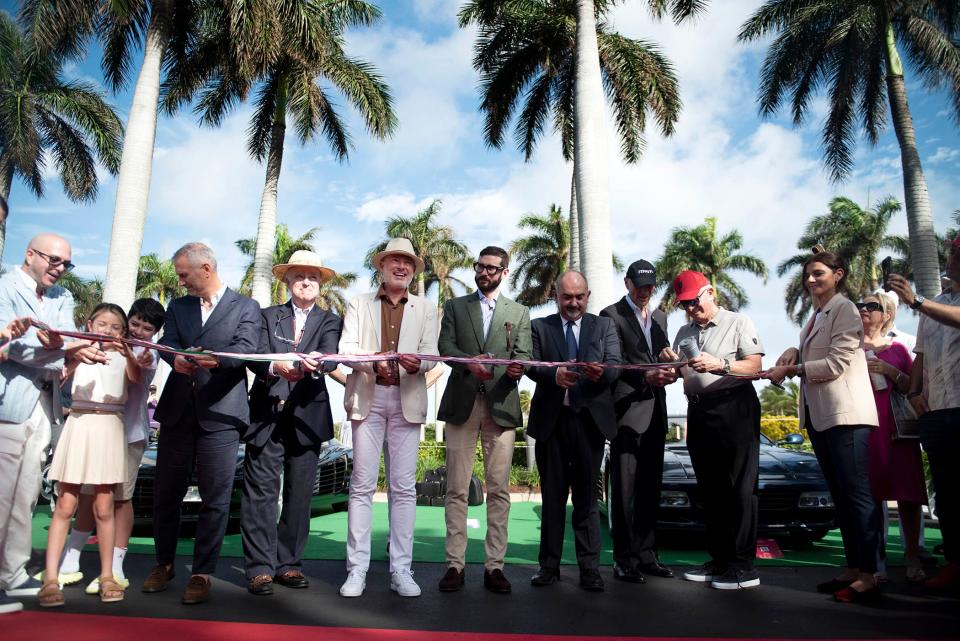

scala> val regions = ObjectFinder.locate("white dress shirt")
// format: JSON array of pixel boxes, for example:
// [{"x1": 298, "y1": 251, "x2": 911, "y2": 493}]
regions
[
  {"x1": 477, "y1": 290, "x2": 498, "y2": 342},
  {"x1": 623, "y1": 295, "x2": 653, "y2": 349},
  {"x1": 200, "y1": 283, "x2": 228, "y2": 326}
]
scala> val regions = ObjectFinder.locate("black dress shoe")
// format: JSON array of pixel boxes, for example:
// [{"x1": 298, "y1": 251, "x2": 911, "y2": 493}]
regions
[
  {"x1": 438, "y1": 567, "x2": 465, "y2": 592},
  {"x1": 613, "y1": 564, "x2": 646, "y2": 584},
  {"x1": 816, "y1": 578, "x2": 854, "y2": 594},
  {"x1": 275, "y1": 570, "x2": 309, "y2": 589},
  {"x1": 530, "y1": 567, "x2": 560, "y2": 587},
  {"x1": 247, "y1": 574, "x2": 274, "y2": 596},
  {"x1": 484, "y1": 569, "x2": 512, "y2": 594},
  {"x1": 579, "y1": 569, "x2": 605, "y2": 592},
  {"x1": 637, "y1": 561, "x2": 674, "y2": 578}
]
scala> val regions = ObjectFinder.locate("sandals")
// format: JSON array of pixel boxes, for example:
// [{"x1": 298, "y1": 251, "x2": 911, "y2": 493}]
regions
[
  {"x1": 99, "y1": 576, "x2": 125, "y2": 603},
  {"x1": 38, "y1": 581, "x2": 64, "y2": 608}
]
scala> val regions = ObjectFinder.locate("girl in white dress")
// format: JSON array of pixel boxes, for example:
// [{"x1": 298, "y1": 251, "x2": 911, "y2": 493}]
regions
[{"x1": 39, "y1": 304, "x2": 142, "y2": 607}]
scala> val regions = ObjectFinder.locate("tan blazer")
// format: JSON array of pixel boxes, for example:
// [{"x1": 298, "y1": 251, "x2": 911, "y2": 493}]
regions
[
  {"x1": 798, "y1": 293, "x2": 879, "y2": 431},
  {"x1": 338, "y1": 290, "x2": 439, "y2": 424}
]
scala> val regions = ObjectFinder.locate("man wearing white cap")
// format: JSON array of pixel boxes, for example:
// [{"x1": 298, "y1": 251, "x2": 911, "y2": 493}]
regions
[
  {"x1": 338, "y1": 238, "x2": 439, "y2": 598},
  {"x1": 242, "y1": 251, "x2": 343, "y2": 596}
]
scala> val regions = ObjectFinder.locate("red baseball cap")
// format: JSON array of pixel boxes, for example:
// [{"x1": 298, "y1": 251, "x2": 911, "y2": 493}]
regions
[{"x1": 673, "y1": 270, "x2": 710, "y2": 302}]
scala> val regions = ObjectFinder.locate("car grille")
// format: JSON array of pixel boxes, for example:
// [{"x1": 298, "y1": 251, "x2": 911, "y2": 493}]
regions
[
  {"x1": 315, "y1": 454, "x2": 351, "y2": 495},
  {"x1": 759, "y1": 487, "x2": 800, "y2": 511}
]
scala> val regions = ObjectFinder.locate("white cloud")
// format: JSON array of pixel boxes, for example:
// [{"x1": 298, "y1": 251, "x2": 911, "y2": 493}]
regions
[{"x1": 929, "y1": 146, "x2": 959, "y2": 164}]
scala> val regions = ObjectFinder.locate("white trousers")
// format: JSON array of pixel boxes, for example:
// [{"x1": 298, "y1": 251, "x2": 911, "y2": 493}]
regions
[
  {"x1": 0, "y1": 394, "x2": 53, "y2": 589},
  {"x1": 346, "y1": 385, "x2": 420, "y2": 573}
]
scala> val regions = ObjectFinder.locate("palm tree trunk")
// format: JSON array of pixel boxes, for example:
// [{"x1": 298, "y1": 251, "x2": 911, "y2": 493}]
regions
[
  {"x1": 885, "y1": 25, "x2": 940, "y2": 297},
  {"x1": 569, "y1": 168, "x2": 580, "y2": 271},
  {"x1": 417, "y1": 272, "x2": 425, "y2": 297},
  {"x1": 251, "y1": 80, "x2": 288, "y2": 307},
  {"x1": 102, "y1": 0, "x2": 171, "y2": 310},
  {"x1": 0, "y1": 157, "x2": 12, "y2": 263},
  {"x1": 573, "y1": 0, "x2": 613, "y2": 312}
]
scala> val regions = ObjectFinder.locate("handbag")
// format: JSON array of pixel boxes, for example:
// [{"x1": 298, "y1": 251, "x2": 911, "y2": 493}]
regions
[{"x1": 889, "y1": 392, "x2": 921, "y2": 440}]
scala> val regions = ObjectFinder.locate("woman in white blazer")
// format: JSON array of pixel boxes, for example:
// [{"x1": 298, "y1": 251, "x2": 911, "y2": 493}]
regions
[{"x1": 763, "y1": 251, "x2": 882, "y2": 603}]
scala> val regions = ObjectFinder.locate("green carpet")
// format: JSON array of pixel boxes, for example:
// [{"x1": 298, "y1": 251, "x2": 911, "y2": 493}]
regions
[{"x1": 32, "y1": 502, "x2": 942, "y2": 568}]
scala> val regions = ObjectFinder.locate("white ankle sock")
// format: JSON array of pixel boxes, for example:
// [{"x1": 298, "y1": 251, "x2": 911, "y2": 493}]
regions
[
  {"x1": 60, "y1": 529, "x2": 91, "y2": 574},
  {"x1": 112, "y1": 547, "x2": 128, "y2": 580}
]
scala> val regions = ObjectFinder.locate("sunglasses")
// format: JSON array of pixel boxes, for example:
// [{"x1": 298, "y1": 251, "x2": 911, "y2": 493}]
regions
[
  {"x1": 855, "y1": 302, "x2": 882, "y2": 312},
  {"x1": 30, "y1": 248, "x2": 75, "y2": 272},
  {"x1": 676, "y1": 296, "x2": 701, "y2": 310},
  {"x1": 473, "y1": 262, "x2": 505, "y2": 275}
]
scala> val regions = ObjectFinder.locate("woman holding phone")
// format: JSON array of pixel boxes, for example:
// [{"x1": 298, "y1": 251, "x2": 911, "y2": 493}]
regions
[{"x1": 762, "y1": 251, "x2": 882, "y2": 603}]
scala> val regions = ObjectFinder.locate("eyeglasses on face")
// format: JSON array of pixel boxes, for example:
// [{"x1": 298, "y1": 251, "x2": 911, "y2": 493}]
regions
[
  {"x1": 677, "y1": 296, "x2": 700, "y2": 310},
  {"x1": 473, "y1": 262, "x2": 505, "y2": 275},
  {"x1": 855, "y1": 301, "x2": 882, "y2": 313},
  {"x1": 30, "y1": 248, "x2": 75, "y2": 272}
]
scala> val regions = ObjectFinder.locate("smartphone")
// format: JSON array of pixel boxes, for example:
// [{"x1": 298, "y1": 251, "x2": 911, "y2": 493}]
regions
[{"x1": 881, "y1": 256, "x2": 893, "y2": 291}]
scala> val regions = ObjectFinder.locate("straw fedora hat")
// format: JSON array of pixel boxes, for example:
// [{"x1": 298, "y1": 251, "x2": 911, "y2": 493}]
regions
[
  {"x1": 373, "y1": 237, "x2": 425, "y2": 275},
  {"x1": 272, "y1": 250, "x2": 337, "y2": 283}
]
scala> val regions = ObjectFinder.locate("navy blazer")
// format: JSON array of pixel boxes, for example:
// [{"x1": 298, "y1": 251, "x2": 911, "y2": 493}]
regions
[
  {"x1": 246, "y1": 302, "x2": 342, "y2": 448},
  {"x1": 600, "y1": 297, "x2": 669, "y2": 434},
  {"x1": 155, "y1": 288, "x2": 261, "y2": 432},
  {"x1": 526, "y1": 313, "x2": 621, "y2": 442}
]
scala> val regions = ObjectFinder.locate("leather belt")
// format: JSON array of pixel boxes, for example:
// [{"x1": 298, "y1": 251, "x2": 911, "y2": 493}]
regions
[{"x1": 686, "y1": 384, "x2": 751, "y2": 405}]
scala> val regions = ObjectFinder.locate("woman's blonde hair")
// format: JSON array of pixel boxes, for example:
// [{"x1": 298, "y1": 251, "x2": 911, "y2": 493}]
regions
[{"x1": 864, "y1": 291, "x2": 897, "y2": 334}]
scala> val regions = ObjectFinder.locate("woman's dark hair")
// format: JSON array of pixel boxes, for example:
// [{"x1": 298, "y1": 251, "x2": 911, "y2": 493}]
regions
[
  {"x1": 802, "y1": 251, "x2": 848, "y2": 290},
  {"x1": 128, "y1": 298, "x2": 166, "y2": 331},
  {"x1": 87, "y1": 302, "x2": 128, "y2": 331}
]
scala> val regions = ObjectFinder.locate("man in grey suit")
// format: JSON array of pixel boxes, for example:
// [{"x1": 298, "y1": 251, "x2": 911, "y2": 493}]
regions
[
  {"x1": 600, "y1": 260, "x2": 677, "y2": 584},
  {"x1": 436, "y1": 246, "x2": 532, "y2": 594},
  {"x1": 527, "y1": 271, "x2": 621, "y2": 592},
  {"x1": 141, "y1": 243, "x2": 261, "y2": 605}
]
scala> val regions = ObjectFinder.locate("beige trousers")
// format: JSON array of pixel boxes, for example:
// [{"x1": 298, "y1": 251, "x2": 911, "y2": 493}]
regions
[{"x1": 444, "y1": 395, "x2": 516, "y2": 570}]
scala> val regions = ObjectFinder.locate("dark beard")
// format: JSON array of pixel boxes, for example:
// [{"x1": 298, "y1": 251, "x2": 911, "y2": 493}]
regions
[{"x1": 476, "y1": 275, "x2": 501, "y2": 294}]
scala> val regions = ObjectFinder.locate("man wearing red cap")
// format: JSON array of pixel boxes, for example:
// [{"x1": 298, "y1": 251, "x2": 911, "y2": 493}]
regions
[
  {"x1": 660, "y1": 270, "x2": 764, "y2": 590},
  {"x1": 885, "y1": 233, "x2": 960, "y2": 590}
]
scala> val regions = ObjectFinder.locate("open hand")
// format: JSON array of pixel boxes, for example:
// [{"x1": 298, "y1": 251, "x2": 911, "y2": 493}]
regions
[{"x1": 555, "y1": 366, "x2": 579, "y2": 389}]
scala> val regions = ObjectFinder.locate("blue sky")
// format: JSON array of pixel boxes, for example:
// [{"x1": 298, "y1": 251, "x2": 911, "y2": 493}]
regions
[{"x1": 3, "y1": 0, "x2": 959, "y2": 415}]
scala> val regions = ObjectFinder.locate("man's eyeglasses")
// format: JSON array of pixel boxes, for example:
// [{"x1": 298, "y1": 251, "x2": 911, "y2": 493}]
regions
[
  {"x1": 30, "y1": 248, "x2": 75, "y2": 272},
  {"x1": 473, "y1": 262, "x2": 505, "y2": 275},
  {"x1": 855, "y1": 301, "x2": 882, "y2": 313},
  {"x1": 676, "y1": 296, "x2": 701, "y2": 310}
]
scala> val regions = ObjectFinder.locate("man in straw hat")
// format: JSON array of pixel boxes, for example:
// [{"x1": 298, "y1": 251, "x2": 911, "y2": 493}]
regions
[
  {"x1": 241, "y1": 250, "x2": 343, "y2": 596},
  {"x1": 338, "y1": 238, "x2": 439, "y2": 598}
]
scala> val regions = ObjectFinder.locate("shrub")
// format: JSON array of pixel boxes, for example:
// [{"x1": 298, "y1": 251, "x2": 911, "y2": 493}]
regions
[{"x1": 760, "y1": 416, "x2": 803, "y2": 444}]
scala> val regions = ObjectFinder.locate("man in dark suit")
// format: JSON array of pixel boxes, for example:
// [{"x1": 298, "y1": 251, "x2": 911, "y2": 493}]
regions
[
  {"x1": 527, "y1": 271, "x2": 621, "y2": 592},
  {"x1": 600, "y1": 260, "x2": 677, "y2": 584},
  {"x1": 242, "y1": 251, "x2": 343, "y2": 596},
  {"x1": 142, "y1": 242, "x2": 261, "y2": 605}
]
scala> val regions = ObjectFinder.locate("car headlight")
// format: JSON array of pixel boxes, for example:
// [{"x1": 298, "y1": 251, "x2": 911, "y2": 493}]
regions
[
  {"x1": 660, "y1": 491, "x2": 690, "y2": 508},
  {"x1": 798, "y1": 491, "x2": 833, "y2": 508},
  {"x1": 183, "y1": 486, "x2": 202, "y2": 503}
]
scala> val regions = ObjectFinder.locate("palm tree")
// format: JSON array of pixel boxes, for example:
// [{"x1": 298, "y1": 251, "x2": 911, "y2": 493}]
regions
[
  {"x1": 57, "y1": 271, "x2": 103, "y2": 328},
  {"x1": 509, "y1": 204, "x2": 570, "y2": 307},
  {"x1": 738, "y1": 1, "x2": 960, "y2": 299},
  {"x1": 136, "y1": 253, "x2": 184, "y2": 306},
  {"x1": 886, "y1": 209, "x2": 960, "y2": 282},
  {"x1": 458, "y1": 0, "x2": 683, "y2": 270},
  {"x1": 759, "y1": 381, "x2": 800, "y2": 417},
  {"x1": 0, "y1": 12, "x2": 122, "y2": 261},
  {"x1": 163, "y1": 0, "x2": 396, "y2": 307},
  {"x1": 778, "y1": 196, "x2": 901, "y2": 324},
  {"x1": 237, "y1": 224, "x2": 320, "y2": 306},
  {"x1": 655, "y1": 216, "x2": 768, "y2": 311},
  {"x1": 21, "y1": 0, "x2": 207, "y2": 310},
  {"x1": 317, "y1": 271, "x2": 357, "y2": 318},
  {"x1": 364, "y1": 200, "x2": 473, "y2": 301}
]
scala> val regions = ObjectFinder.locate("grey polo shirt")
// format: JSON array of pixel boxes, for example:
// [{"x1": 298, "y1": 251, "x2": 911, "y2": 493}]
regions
[{"x1": 673, "y1": 308, "x2": 764, "y2": 395}]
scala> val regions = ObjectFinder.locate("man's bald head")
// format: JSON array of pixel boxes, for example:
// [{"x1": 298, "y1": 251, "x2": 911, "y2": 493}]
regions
[
  {"x1": 23, "y1": 233, "x2": 73, "y2": 290},
  {"x1": 554, "y1": 270, "x2": 590, "y2": 321}
]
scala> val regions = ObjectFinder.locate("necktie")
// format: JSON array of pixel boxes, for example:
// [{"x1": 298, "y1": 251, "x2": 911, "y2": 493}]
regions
[{"x1": 565, "y1": 320, "x2": 578, "y2": 361}]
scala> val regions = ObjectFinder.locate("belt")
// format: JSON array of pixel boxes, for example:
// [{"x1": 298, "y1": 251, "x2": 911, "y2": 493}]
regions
[
  {"x1": 686, "y1": 384, "x2": 752, "y2": 405},
  {"x1": 375, "y1": 379, "x2": 399, "y2": 387}
]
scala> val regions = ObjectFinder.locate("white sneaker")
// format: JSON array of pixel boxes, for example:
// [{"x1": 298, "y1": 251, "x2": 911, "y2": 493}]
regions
[
  {"x1": 339, "y1": 569, "x2": 367, "y2": 598},
  {"x1": 390, "y1": 568, "x2": 421, "y2": 597}
]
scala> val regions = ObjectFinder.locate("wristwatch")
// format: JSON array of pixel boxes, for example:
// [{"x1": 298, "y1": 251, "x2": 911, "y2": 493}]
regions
[
  {"x1": 910, "y1": 294, "x2": 926, "y2": 310},
  {"x1": 721, "y1": 358, "x2": 731, "y2": 375}
]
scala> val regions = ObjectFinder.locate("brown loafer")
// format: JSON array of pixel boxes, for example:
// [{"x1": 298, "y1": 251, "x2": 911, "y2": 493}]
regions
[
  {"x1": 247, "y1": 574, "x2": 274, "y2": 596},
  {"x1": 484, "y1": 568, "x2": 512, "y2": 594},
  {"x1": 182, "y1": 575, "x2": 211, "y2": 605},
  {"x1": 438, "y1": 567, "x2": 464, "y2": 592},
  {"x1": 142, "y1": 563, "x2": 175, "y2": 593},
  {"x1": 274, "y1": 570, "x2": 309, "y2": 589}
]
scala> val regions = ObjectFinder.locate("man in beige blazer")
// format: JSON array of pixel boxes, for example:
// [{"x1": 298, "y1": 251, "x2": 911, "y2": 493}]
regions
[{"x1": 338, "y1": 238, "x2": 439, "y2": 599}]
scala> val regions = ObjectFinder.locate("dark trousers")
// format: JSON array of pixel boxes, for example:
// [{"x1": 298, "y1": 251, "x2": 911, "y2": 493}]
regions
[
  {"x1": 241, "y1": 419, "x2": 320, "y2": 579},
  {"x1": 610, "y1": 421, "x2": 667, "y2": 568},
  {"x1": 807, "y1": 423, "x2": 882, "y2": 573},
  {"x1": 686, "y1": 386, "x2": 760, "y2": 571},
  {"x1": 535, "y1": 408, "x2": 605, "y2": 571},
  {"x1": 153, "y1": 410, "x2": 240, "y2": 575},
  {"x1": 920, "y1": 407, "x2": 960, "y2": 564}
]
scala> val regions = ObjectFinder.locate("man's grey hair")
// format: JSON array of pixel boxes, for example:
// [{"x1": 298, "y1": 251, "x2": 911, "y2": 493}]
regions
[{"x1": 172, "y1": 242, "x2": 218, "y2": 270}]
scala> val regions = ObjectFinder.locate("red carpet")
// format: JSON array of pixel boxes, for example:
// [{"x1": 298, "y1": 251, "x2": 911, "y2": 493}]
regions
[{"x1": 4, "y1": 612, "x2": 928, "y2": 641}]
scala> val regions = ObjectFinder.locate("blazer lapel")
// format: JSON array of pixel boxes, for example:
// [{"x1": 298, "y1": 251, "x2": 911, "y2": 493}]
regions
[
  {"x1": 197, "y1": 288, "x2": 236, "y2": 341},
  {"x1": 578, "y1": 314, "x2": 596, "y2": 360},
  {"x1": 295, "y1": 305, "x2": 322, "y2": 348},
  {"x1": 482, "y1": 296, "x2": 509, "y2": 354},
  {"x1": 397, "y1": 295, "x2": 418, "y2": 351},
  {"x1": 365, "y1": 293, "x2": 382, "y2": 349},
  {"x1": 273, "y1": 302, "x2": 295, "y2": 349},
  {"x1": 12, "y1": 273, "x2": 41, "y2": 317},
  {"x1": 467, "y1": 295, "x2": 486, "y2": 351},
  {"x1": 617, "y1": 297, "x2": 649, "y2": 354}
]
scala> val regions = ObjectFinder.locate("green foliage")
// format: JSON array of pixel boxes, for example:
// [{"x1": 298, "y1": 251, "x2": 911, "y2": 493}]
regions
[
  {"x1": 510, "y1": 204, "x2": 569, "y2": 307},
  {"x1": 759, "y1": 381, "x2": 800, "y2": 417},
  {"x1": 760, "y1": 416, "x2": 804, "y2": 445},
  {"x1": 56, "y1": 271, "x2": 103, "y2": 327},
  {"x1": 137, "y1": 253, "x2": 185, "y2": 306}
]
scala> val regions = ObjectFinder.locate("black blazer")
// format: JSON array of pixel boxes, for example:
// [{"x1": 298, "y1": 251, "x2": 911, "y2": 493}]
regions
[
  {"x1": 155, "y1": 288, "x2": 261, "y2": 432},
  {"x1": 600, "y1": 297, "x2": 669, "y2": 434},
  {"x1": 526, "y1": 313, "x2": 621, "y2": 442},
  {"x1": 245, "y1": 302, "x2": 343, "y2": 448}
]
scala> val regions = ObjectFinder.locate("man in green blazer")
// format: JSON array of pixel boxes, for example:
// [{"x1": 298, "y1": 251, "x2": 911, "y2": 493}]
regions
[{"x1": 436, "y1": 246, "x2": 532, "y2": 595}]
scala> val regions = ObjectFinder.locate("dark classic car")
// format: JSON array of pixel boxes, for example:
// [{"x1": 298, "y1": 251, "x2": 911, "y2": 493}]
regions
[{"x1": 600, "y1": 433, "x2": 836, "y2": 544}]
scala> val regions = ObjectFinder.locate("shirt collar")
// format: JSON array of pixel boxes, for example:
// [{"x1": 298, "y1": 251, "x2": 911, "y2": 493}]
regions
[
  {"x1": 207, "y1": 283, "x2": 228, "y2": 306},
  {"x1": 623, "y1": 294, "x2": 648, "y2": 317},
  {"x1": 377, "y1": 284, "x2": 408, "y2": 304},
  {"x1": 291, "y1": 301, "x2": 315, "y2": 316},
  {"x1": 477, "y1": 289, "x2": 498, "y2": 306},
  {"x1": 563, "y1": 316, "x2": 582, "y2": 328},
  {"x1": 693, "y1": 307, "x2": 725, "y2": 329},
  {"x1": 17, "y1": 266, "x2": 43, "y2": 296}
]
